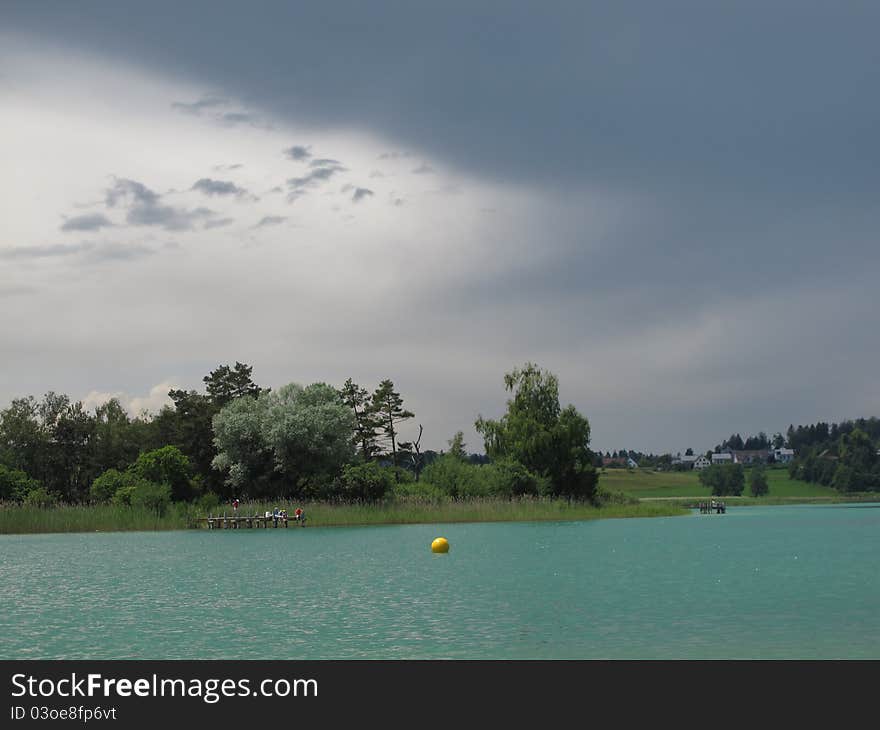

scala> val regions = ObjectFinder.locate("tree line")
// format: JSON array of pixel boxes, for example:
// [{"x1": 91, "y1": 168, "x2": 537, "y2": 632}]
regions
[
  {"x1": 786, "y1": 419, "x2": 880, "y2": 491},
  {"x1": 0, "y1": 362, "x2": 600, "y2": 510}
]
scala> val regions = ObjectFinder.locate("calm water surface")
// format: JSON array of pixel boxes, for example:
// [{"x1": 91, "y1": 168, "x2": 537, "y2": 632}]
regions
[{"x1": 2, "y1": 504, "x2": 879, "y2": 659}]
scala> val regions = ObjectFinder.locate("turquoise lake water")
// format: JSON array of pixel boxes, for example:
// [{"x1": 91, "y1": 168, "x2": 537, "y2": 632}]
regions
[{"x1": 2, "y1": 504, "x2": 879, "y2": 659}]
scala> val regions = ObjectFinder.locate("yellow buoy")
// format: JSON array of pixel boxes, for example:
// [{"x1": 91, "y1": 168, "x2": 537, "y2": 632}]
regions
[{"x1": 431, "y1": 537, "x2": 450, "y2": 554}]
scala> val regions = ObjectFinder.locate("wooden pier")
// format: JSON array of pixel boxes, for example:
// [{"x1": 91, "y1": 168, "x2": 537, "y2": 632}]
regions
[{"x1": 204, "y1": 514, "x2": 300, "y2": 529}]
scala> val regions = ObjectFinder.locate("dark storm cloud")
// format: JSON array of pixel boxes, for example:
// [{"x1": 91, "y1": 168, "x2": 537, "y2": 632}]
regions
[
  {"x1": 284, "y1": 145, "x2": 311, "y2": 161},
  {"x1": 191, "y1": 178, "x2": 247, "y2": 197},
  {"x1": 8, "y1": 2, "x2": 880, "y2": 197},
  {"x1": 6, "y1": 1, "x2": 880, "y2": 452},
  {"x1": 60, "y1": 213, "x2": 113, "y2": 232}
]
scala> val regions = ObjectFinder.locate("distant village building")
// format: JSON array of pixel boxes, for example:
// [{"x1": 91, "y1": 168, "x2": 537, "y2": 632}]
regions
[
  {"x1": 602, "y1": 456, "x2": 639, "y2": 469},
  {"x1": 774, "y1": 448, "x2": 795, "y2": 463},
  {"x1": 732, "y1": 449, "x2": 771, "y2": 464},
  {"x1": 693, "y1": 455, "x2": 711, "y2": 470},
  {"x1": 711, "y1": 452, "x2": 733, "y2": 465}
]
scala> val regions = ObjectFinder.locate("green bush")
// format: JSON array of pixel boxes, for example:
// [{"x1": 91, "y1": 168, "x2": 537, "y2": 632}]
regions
[
  {"x1": 421, "y1": 454, "x2": 487, "y2": 497},
  {"x1": 0, "y1": 464, "x2": 41, "y2": 502},
  {"x1": 90, "y1": 468, "x2": 130, "y2": 503},
  {"x1": 749, "y1": 467, "x2": 769, "y2": 497},
  {"x1": 129, "y1": 445, "x2": 193, "y2": 501},
  {"x1": 489, "y1": 459, "x2": 545, "y2": 497},
  {"x1": 129, "y1": 482, "x2": 172, "y2": 516},
  {"x1": 595, "y1": 486, "x2": 639, "y2": 506},
  {"x1": 196, "y1": 491, "x2": 221, "y2": 511},
  {"x1": 391, "y1": 479, "x2": 448, "y2": 501},
  {"x1": 420, "y1": 455, "x2": 546, "y2": 499},
  {"x1": 698, "y1": 464, "x2": 745, "y2": 496},
  {"x1": 334, "y1": 462, "x2": 398, "y2": 502},
  {"x1": 24, "y1": 487, "x2": 57, "y2": 508},
  {"x1": 112, "y1": 477, "x2": 161, "y2": 506}
]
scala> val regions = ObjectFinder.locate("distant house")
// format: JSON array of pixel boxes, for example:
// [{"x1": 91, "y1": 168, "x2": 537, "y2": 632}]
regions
[
  {"x1": 602, "y1": 456, "x2": 639, "y2": 469},
  {"x1": 774, "y1": 448, "x2": 795, "y2": 463},
  {"x1": 693, "y1": 455, "x2": 711, "y2": 470},
  {"x1": 672, "y1": 454, "x2": 698, "y2": 469},
  {"x1": 712, "y1": 452, "x2": 733, "y2": 465},
  {"x1": 732, "y1": 449, "x2": 771, "y2": 464}
]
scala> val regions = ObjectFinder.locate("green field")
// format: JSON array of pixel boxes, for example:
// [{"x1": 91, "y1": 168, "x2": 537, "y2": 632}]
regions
[{"x1": 599, "y1": 466, "x2": 841, "y2": 500}]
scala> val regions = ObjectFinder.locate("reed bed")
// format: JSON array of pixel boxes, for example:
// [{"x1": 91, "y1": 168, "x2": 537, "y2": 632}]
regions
[{"x1": 0, "y1": 497, "x2": 687, "y2": 534}]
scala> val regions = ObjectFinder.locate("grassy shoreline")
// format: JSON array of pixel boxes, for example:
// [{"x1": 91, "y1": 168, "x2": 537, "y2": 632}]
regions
[
  {"x1": 3, "y1": 467, "x2": 876, "y2": 535},
  {"x1": 0, "y1": 497, "x2": 688, "y2": 535}
]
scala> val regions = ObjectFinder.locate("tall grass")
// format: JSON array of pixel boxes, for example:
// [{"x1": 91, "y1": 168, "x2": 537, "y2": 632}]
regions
[
  {"x1": 0, "y1": 502, "x2": 197, "y2": 535},
  {"x1": 0, "y1": 496, "x2": 687, "y2": 534}
]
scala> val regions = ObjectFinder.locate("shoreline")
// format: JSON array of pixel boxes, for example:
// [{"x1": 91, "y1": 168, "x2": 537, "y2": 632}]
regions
[
  {"x1": 0, "y1": 498, "x2": 688, "y2": 535},
  {"x1": 3, "y1": 494, "x2": 878, "y2": 535}
]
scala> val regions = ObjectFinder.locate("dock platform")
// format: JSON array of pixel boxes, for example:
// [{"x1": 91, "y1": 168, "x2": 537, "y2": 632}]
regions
[{"x1": 204, "y1": 514, "x2": 300, "y2": 529}]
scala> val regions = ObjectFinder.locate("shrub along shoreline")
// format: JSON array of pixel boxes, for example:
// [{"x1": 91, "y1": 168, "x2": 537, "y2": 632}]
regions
[{"x1": 0, "y1": 495, "x2": 689, "y2": 535}]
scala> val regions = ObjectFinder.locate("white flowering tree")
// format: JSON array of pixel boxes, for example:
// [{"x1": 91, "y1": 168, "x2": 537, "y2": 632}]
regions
[{"x1": 212, "y1": 383, "x2": 356, "y2": 499}]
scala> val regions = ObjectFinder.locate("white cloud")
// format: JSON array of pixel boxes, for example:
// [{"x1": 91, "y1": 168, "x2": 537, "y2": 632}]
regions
[{"x1": 81, "y1": 381, "x2": 179, "y2": 417}]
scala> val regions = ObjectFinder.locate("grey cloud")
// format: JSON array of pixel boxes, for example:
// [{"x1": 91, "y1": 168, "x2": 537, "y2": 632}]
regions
[
  {"x1": 170, "y1": 96, "x2": 227, "y2": 115},
  {"x1": 284, "y1": 145, "x2": 311, "y2": 161},
  {"x1": 203, "y1": 217, "x2": 235, "y2": 229},
  {"x1": 125, "y1": 204, "x2": 214, "y2": 231},
  {"x1": 191, "y1": 178, "x2": 247, "y2": 197},
  {"x1": 0, "y1": 243, "x2": 92, "y2": 259},
  {"x1": 82, "y1": 243, "x2": 155, "y2": 262},
  {"x1": 287, "y1": 163, "x2": 346, "y2": 190},
  {"x1": 352, "y1": 187, "x2": 373, "y2": 202},
  {"x1": 213, "y1": 163, "x2": 243, "y2": 171},
  {"x1": 411, "y1": 163, "x2": 434, "y2": 174},
  {"x1": 0, "y1": 242, "x2": 155, "y2": 264},
  {"x1": 7, "y1": 2, "x2": 880, "y2": 452},
  {"x1": 310, "y1": 158, "x2": 341, "y2": 168},
  {"x1": 105, "y1": 178, "x2": 160, "y2": 208},
  {"x1": 254, "y1": 215, "x2": 286, "y2": 228},
  {"x1": 60, "y1": 213, "x2": 113, "y2": 232},
  {"x1": 220, "y1": 111, "x2": 255, "y2": 126},
  {"x1": 0, "y1": 284, "x2": 37, "y2": 297},
  {"x1": 105, "y1": 177, "x2": 217, "y2": 231}
]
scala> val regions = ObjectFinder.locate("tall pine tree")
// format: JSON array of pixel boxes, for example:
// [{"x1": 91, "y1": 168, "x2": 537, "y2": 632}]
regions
[
  {"x1": 339, "y1": 378, "x2": 382, "y2": 461},
  {"x1": 371, "y1": 380, "x2": 414, "y2": 467}
]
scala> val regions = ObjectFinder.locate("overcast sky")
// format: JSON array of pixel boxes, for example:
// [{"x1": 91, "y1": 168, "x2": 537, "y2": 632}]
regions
[{"x1": 2, "y1": 2, "x2": 878, "y2": 455}]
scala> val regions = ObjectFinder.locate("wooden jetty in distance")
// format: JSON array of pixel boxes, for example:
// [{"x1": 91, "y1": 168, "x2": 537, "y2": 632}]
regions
[{"x1": 204, "y1": 513, "x2": 298, "y2": 529}]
